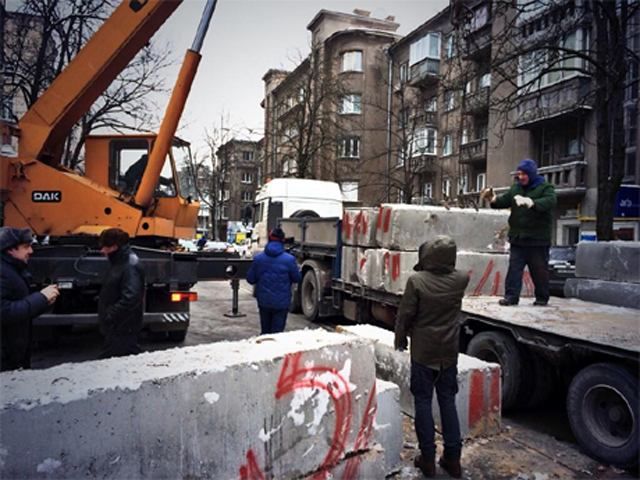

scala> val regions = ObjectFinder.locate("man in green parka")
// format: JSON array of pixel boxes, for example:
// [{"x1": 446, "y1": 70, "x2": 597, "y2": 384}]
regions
[{"x1": 482, "y1": 158, "x2": 557, "y2": 306}]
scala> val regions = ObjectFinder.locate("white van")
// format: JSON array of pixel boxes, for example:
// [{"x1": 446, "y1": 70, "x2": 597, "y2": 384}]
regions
[{"x1": 252, "y1": 178, "x2": 343, "y2": 249}]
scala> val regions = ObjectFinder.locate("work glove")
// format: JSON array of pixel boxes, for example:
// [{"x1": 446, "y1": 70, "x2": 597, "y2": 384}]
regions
[
  {"x1": 394, "y1": 335, "x2": 408, "y2": 352},
  {"x1": 479, "y1": 187, "x2": 497, "y2": 204},
  {"x1": 514, "y1": 195, "x2": 534, "y2": 208}
]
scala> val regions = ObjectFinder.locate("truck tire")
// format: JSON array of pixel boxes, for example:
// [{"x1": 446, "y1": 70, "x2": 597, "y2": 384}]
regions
[
  {"x1": 289, "y1": 284, "x2": 302, "y2": 313},
  {"x1": 466, "y1": 331, "x2": 523, "y2": 410},
  {"x1": 290, "y1": 209, "x2": 319, "y2": 218},
  {"x1": 167, "y1": 328, "x2": 188, "y2": 342},
  {"x1": 301, "y1": 270, "x2": 319, "y2": 321},
  {"x1": 567, "y1": 363, "x2": 639, "y2": 467}
]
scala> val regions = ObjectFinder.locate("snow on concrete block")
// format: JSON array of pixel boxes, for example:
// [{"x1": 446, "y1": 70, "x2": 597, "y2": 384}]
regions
[
  {"x1": 338, "y1": 325, "x2": 502, "y2": 439},
  {"x1": 355, "y1": 208, "x2": 379, "y2": 247},
  {"x1": 0, "y1": 330, "x2": 386, "y2": 480},
  {"x1": 341, "y1": 246, "x2": 362, "y2": 284},
  {"x1": 376, "y1": 204, "x2": 509, "y2": 252},
  {"x1": 383, "y1": 250, "x2": 418, "y2": 295},
  {"x1": 564, "y1": 278, "x2": 640, "y2": 309},
  {"x1": 458, "y1": 251, "x2": 534, "y2": 297},
  {"x1": 575, "y1": 241, "x2": 640, "y2": 284},
  {"x1": 375, "y1": 379, "x2": 403, "y2": 472}
]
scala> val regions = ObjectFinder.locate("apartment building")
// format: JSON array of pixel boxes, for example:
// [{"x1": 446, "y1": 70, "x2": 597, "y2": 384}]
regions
[
  {"x1": 215, "y1": 139, "x2": 261, "y2": 238},
  {"x1": 262, "y1": 9, "x2": 401, "y2": 205}
]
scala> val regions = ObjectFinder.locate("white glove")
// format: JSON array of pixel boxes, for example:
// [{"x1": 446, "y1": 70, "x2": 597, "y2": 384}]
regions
[
  {"x1": 479, "y1": 187, "x2": 497, "y2": 204},
  {"x1": 514, "y1": 195, "x2": 534, "y2": 208},
  {"x1": 40, "y1": 284, "x2": 60, "y2": 305}
]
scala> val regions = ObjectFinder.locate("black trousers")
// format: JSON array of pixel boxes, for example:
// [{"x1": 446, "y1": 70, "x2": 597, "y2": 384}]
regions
[{"x1": 505, "y1": 244, "x2": 550, "y2": 303}]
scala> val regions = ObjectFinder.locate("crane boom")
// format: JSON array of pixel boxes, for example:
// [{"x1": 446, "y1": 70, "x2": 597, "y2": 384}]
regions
[{"x1": 17, "y1": 0, "x2": 182, "y2": 164}]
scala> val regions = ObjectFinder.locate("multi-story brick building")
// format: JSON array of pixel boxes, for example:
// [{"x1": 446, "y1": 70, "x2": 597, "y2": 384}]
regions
[{"x1": 262, "y1": 9, "x2": 401, "y2": 205}]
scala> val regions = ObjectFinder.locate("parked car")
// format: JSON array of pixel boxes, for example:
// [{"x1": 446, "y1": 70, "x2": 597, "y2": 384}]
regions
[{"x1": 548, "y1": 245, "x2": 576, "y2": 297}]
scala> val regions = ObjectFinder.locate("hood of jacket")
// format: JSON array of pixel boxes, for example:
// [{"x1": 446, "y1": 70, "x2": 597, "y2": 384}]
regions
[
  {"x1": 107, "y1": 244, "x2": 132, "y2": 265},
  {"x1": 414, "y1": 235, "x2": 456, "y2": 274},
  {"x1": 264, "y1": 240, "x2": 285, "y2": 257},
  {"x1": 517, "y1": 158, "x2": 544, "y2": 189}
]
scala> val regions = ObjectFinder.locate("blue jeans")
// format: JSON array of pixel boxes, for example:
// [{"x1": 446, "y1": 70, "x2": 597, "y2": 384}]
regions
[
  {"x1": 259, "y1": 307, "x2": 288, "y2": 334},
  {"x1": 410, "y1": 361, "x2": 461, "y2": 460},
  {"x1": 505, "y1": 244, "x2": 550, "y2": 303}
]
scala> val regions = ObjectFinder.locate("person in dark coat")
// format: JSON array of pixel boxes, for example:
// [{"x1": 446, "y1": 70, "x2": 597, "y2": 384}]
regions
[
  {"x1": 395, "y1": 236, "x2": 469, "y2": 479},
  {"x1": 0, "y1": 227, "x2": 59, "y2": 371},
  {"x1": 481, "y1": 158, "x2": 557, "y2": 306},
  {"x1": 97, "y1": 228, "x2": 145, "y2": 358},
  {"x1": 246, "y1": 227, "x2": 301, "y2": 334}
]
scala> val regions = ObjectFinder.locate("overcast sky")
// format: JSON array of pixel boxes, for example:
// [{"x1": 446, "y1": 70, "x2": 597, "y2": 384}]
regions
[{"x1": 156, "y1": 0, "x2": 449, "y2": 155}]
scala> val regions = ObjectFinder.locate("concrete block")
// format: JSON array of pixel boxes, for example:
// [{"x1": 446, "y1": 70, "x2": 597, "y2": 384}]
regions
[
  {"x1": 375, "y1": 379, "x2": 403, "y2": 472},
  {"x1": 458, "y1": 251, "x2": 534, "y2": 297},
  {"x1": 564, "y1": 278, "x2": 640, "y2": 309},
  {"x1": 0, "y1": 330, "x2": 388, "y2": 480},
  {"x1": 575, "y1": 241, "x2": 640, "y2": 284},
  {"x1": 338, "y1": 325, "x2": 502, "y2": 439},
  {"x1": 355, "y1": 208, "x2": 379, "y2": 247},
  {"x1": 375, "y1": 204, "x2": 509, "y2": 252},
  {"x1": 304, "y1": 446, "x2": 387, "y2": 479},
  {"x1": 382, "y1": 251, "x2": 418, "y2": 295},
  {"x1": 359, "y1": 248, "x2": 387, "y2": 290},
  {"x1": 342, "y1": 209, "x2": 359, "y2": 246},
  {"x1": 341, "y1": 246, "x2": 362, "y2": 284}
]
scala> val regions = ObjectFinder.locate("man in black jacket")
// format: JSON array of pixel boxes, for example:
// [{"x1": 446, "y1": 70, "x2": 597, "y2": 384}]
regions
[
  {"x1": 97, "y1": 228, "x2": 145, "y2": 358},
  {"x1": 0, "y1": 227, "x2": 59, "y2": 371},
  {"x1": 395, "y1": 236, "x2": 469, "y2": 478}
]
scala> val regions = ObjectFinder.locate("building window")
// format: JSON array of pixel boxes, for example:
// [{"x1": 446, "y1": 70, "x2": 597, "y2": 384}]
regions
[
  {"x1": 221, "y1": 205, "x2": 229, "y2": 219},
  {"x1": 476, "y1": 173, "x2": 486, "y2": 192},
  {"x1": 241, "y1": 172, "x2": 253, "y2": 183},
  {"x1": 340, "y1": 94, "x2": 362, "y2": 114},
  {"x1": 397, "y1": 189, "x2": 405, "y2": 203},
  {"x1": 412, "y1": 127, "x2": 437, "y2": 156},
  {"x1": 625, "y1": 151, "x2": 637, "y2": 178},
  {"x1": 457, "y1": 175, "x2": 469, "y2": 194},
  {"x1": 442, "y1": 178, "x2": 452, "y2": 198},
  {"x1": 480, "y1": 73, "x2": 491, "y2": 88},
  {"x1": 445, "y1": 35, "x2": 456, "y2": 59},
  {"x1": 242, "y1": 191, "x2": 253, "y2": 202},
  {"x1": 409, "y1": 33, "x2": 441, "y2": 66},
  {"x1": 462, "y1": 129, "x2": 469, "y2": 145},
  {"x1": 341, "y1": 181, "x2": 359, "y2": 202},
  {"x1": 469, "y1": 4, "x2": 489, "y2": 31},
  {"x1": 425, "y1": 96, "x2": 437, "y2": 112},
  {"x1": 242, "y1": 151, "x2": 254, "y2": 161},
  {"x1": 444, "y1": 91, "x2": 455, "y2": 111},
  {"x1": 341, "y1": 50, "x2": 363, "y2": 72},
  {"x1": 442, "y1": 134, "x2": 453, "y2": 156},
  {"x1": 465, "y1": 80, "x2": 473, "y2": 95},
  {"x1": 423, "y1": 182, "x2": 433, "y2": 198},
  {"x1": 626, "y1": 104, "x2": 637, "y2": 148},
  {"x1": 400, "y1": 62, "x2": 408, "y2": 84},
  {"x1": 340, "y1": 137, "x2": 360, "y2": 158}
]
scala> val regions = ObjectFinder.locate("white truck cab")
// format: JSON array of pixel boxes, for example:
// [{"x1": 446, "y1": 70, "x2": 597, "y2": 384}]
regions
[{"x1": 252, "y1": 178, "x2": 343, "y2": 249}]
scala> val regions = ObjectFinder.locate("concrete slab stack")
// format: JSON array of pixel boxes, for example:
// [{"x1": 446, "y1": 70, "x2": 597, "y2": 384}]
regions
[
  {"x1": 355, "y1": 207, "x2": 379, "y2": 247},
  {"x1": 382, "y1": 250, "x2": 419, "y2": 295},
  {"x1": 375, "y1": 204, "x2": 509, "y2": 252},
  {"x1": 339, "y1": 325, "x2": 502, "y2": 439},
  {"x1": 0, "y1": 330, "x2": 402, "y2": 479},
  {"x1": 341, "y1": 246, "x2": 361, "y2": 284},
  {"x1": 357, "y1": 248, "x2": 387, "y2": 289},
  {"x1": 342, "y1": 209, "x2": 359, "y2": 246}
]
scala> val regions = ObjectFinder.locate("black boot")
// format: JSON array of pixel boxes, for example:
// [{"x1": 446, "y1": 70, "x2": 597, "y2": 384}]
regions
[
  {"x1": 414, "y1": 454, "x2": 436, "y2": 477},
  {"x1": 439, "y1": 456, "x2": 462, "y2": 478}
]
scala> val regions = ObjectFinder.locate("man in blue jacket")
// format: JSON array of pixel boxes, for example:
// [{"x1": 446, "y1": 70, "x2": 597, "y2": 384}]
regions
[
  {"x1": 247, "y1": 227, "x2": 301, "y2": 334},
  {"x1": 0, "y1": 227, "x2": 59, "y2": 371}
]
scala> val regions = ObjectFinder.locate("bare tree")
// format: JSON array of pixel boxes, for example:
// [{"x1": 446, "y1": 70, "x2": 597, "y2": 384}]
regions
[
  {"x1": 451, "y1": 0, "x2": 639, "y2": 239},
  {"x1": 3, "y1": 0, "x2": 173, "y2": 170}
]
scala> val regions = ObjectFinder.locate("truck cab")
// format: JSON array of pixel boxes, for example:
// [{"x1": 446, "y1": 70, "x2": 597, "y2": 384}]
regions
[{"x1": 252, "y1": 178, "x2": 343, "y2": 249}]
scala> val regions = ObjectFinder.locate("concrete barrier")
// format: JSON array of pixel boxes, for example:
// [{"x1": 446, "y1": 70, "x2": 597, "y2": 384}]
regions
[
  {"x1": 0, "y1": 330, "x2": 401, "y2": 479},
  {"x1": 342, "y1": 209, "x2": 359, "y2": 246},
  {"x1": 382, "y1": 250, "x2": 418, "y2": 295},
  {"x1": 375, "y1": 204, "x2": 509, "y2": 252},
  {"x1": 355, "y1": 208, "x2": 379, "y2": 247},
  {"x1": 341, "y1": 246, "x2": 362, "y2": 284},
  {"x1": 575, "y1": 241, "x2": 640, "y2": 284},
  {"x1": 374, "y1": 379, "x2": 403, "y2": 472},
  {"x1": 338, "y1": 325, "x2": 502, "y2": 439},
  {"x1": 358, "y1": 248, "x2": 386, "y2": 289},
  {"x1": 564, "y1": 278, "x2": 640, "y2": 309},
  {"x1": 459, "y1": 251, "x2": 534, "y2": 297}
]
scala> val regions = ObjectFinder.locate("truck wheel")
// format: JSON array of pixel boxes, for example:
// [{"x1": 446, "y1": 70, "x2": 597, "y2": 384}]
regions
[
  {"x1": 301, "y1": 270, "x2": 319, "y2": 321},
  {"x1": 466, "y1": 331, "x2": 523, "y2": 410},
  {"x1": 289, "y1": 284, "x2": 302, "y2": 313},
  {"x1": 167, "y1": 328, "x2": 187, "y2": 343},
  {"x1": 567, "y1": 363, "x2": 639, "y2": 467}
]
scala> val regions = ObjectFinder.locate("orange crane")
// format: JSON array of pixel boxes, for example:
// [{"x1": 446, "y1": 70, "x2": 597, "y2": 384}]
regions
[{"x1": 0, "y1": 0, "x2": 248, "y2": 341}]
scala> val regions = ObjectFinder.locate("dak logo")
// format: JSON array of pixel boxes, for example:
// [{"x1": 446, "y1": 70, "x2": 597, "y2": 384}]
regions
[{"x1": 32, "y1": 191, "x2": 62, "y2": 202}]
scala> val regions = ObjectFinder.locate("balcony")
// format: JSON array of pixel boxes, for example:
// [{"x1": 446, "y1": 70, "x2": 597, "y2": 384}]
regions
[
  {"x1": 514, "y1": 76, "x2": 593, "y2": 128},
  {"x1": 464, "y1": 87, "x2": 490, "y2": 115},
  {"x1": 460, "y1": 138, "x2": 487, "y2": 165},
  {"x1": 462, "y1": 23, "x2": 492, "y2": 62},
  {"x1": 409, "y1": 57, "x2": 440, "y2": 88},
  {"x1": 538, "y1": 159, "x2": 587, "y2": 196}
]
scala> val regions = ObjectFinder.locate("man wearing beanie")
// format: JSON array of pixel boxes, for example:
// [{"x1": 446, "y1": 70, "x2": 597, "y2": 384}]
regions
[
  {"x1": 481, "y1": 159, "x2": 557, "y2": 306},
  {"x1": 0, "y1": 227, "x2": 59, "y2": 371},
  {"x1": 247, "y1": 227, "x2": 301, "y2": 334}
]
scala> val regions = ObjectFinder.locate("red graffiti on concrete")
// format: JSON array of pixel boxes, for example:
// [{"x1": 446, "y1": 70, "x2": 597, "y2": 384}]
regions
[
  {"x1": 391, "y1": 253, "x2": 401, "y2": 281},
  {"x1": 472, "y1": 259, "x2": 495, "y2": 296},
  {"x1": 239, "y1": 449, "x2": 265, "y2": 480},
  {"x1": 343, "y1": 384, "x2": 378, "y2": 478},
  {"x1": 343, "y1": 212, "x2": 353, "y2": 241}
]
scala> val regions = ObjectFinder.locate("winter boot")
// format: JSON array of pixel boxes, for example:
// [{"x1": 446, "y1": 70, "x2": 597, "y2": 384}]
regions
[
  {"x1": 414, "y1": 454, "x2": 436, "y2": 477},
  {"x1": 438, "y1": 456, "x2": 462, "y2": 478}
]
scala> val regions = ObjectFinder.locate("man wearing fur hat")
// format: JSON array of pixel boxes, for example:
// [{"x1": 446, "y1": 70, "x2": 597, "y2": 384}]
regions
[
  {"x1": 481, "y1": 159, "x2": 557, "y2": 306},
  {"x1": 247, "y1": 227, "x2": 301, "y2": 334},
  {"x1": 0, "y1": 227, "x2": 59, "y2": 371}
]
